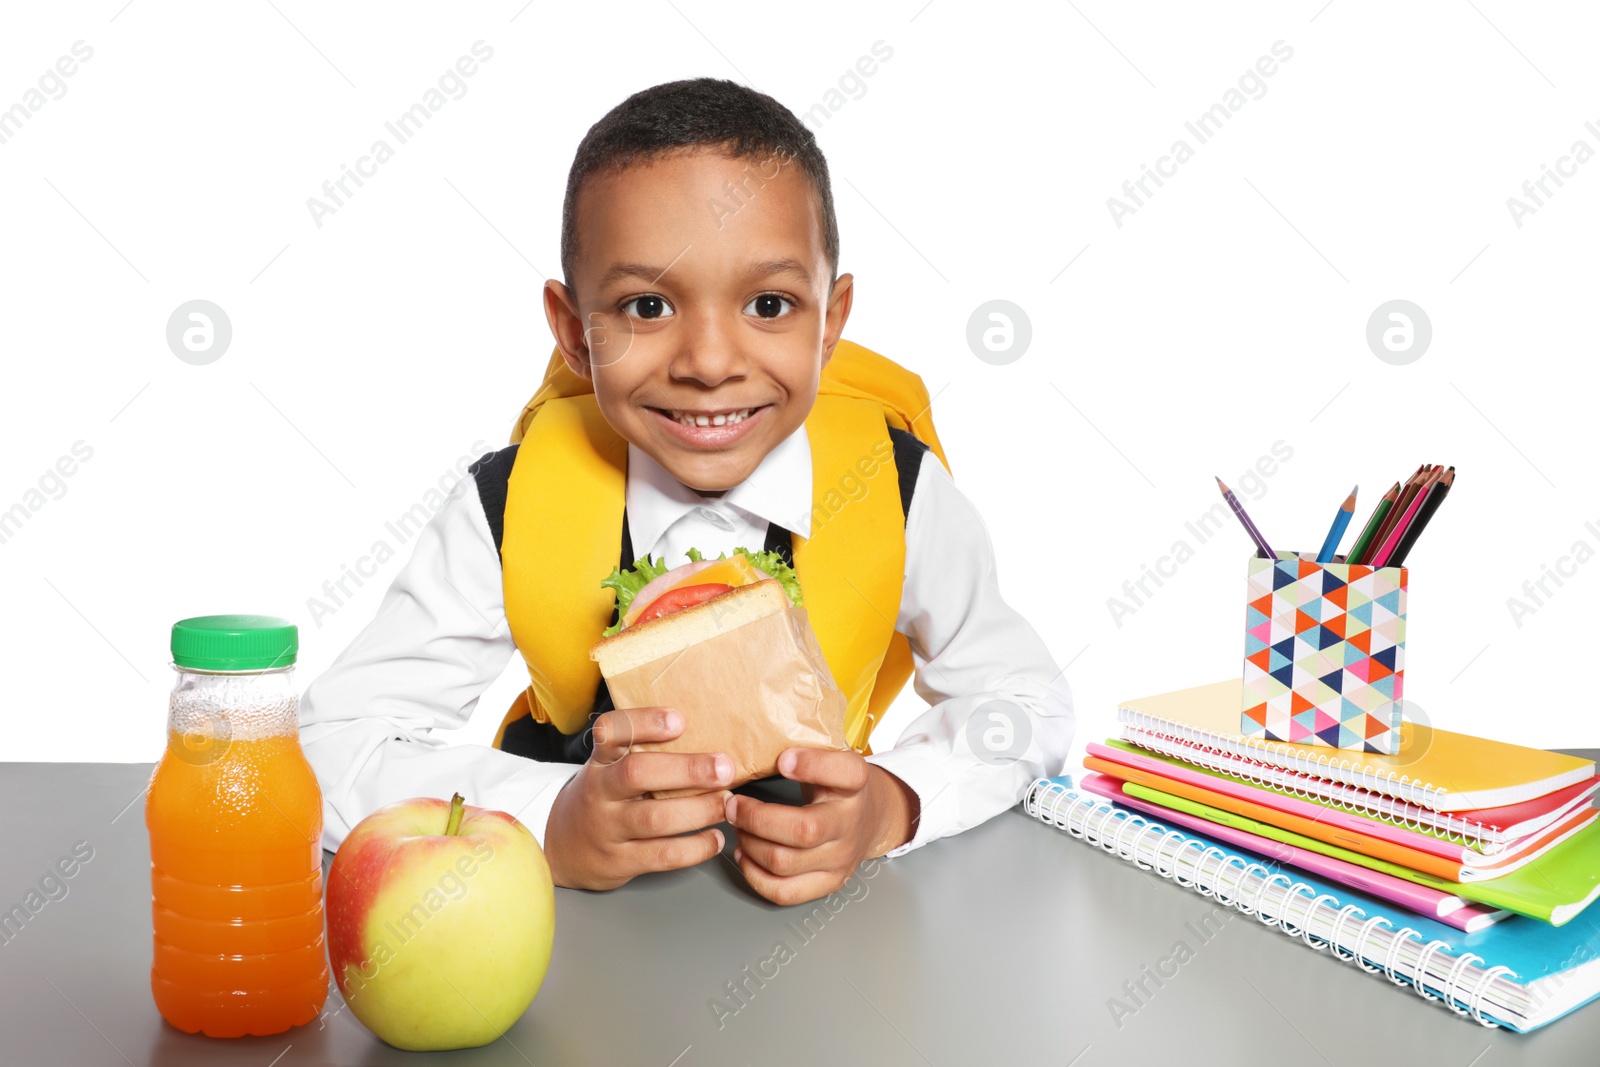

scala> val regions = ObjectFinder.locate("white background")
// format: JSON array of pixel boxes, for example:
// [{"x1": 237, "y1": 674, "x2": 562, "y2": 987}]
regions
[{"x1": 2, "y1": 1, "x2": 1596, "y2": 768}]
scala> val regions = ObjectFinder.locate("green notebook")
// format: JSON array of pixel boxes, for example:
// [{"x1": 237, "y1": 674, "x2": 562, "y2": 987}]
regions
[{"x1": 1123, "y1": 781, "x2": 1600, "y2": 925}]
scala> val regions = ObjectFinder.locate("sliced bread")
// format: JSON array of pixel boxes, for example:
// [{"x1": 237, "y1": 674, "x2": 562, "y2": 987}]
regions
[{"x1": 589, "y1": 579, "x2": 788, "y2": 676}]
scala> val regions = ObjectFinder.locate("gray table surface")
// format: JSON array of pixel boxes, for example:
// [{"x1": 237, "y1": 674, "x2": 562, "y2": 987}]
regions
[{"x1": 2, "y1": 759, "x2": 1598, "y2": 1066}]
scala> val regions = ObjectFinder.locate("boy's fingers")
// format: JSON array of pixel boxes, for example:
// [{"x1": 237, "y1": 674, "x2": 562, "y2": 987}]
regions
[
  {"x1": 601, "y1": 751, "x2": 734, "y2": 800},
  {"x1": 733, "y1": 847, "x2": 841, "y2": 907},
  {"x1": 590, "y1": 707, "x2": 682, "y2": 765},
  {"x1": 725, "y1": 794, "x2": 833, "y2": 850},
  {"x1": 638, "y1": 827, "x2": 725, "y2": 874},
  {"x1": 735, "y1": 831, "x2": 828, "y2": 879},
  {"x1": 775, "y1": 747, "x2": 870, "y2": 794},
  {"x1": 621, "y1": 790, "x2": 731, "y2": 840}
]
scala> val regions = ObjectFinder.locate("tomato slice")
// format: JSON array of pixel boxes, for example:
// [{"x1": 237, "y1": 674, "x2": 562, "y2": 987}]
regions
[{"x1": 630, "y1": 583, "x2": 735, "y2": 626}]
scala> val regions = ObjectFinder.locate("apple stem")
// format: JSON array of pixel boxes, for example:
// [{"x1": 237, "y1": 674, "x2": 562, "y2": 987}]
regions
[{"x1": 444, "y1": 792, "x2": 466, "y2": 836}]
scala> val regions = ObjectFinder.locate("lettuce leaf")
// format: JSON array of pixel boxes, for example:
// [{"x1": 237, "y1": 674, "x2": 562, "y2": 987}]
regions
[
  {"x1": 731, "y1": 547, "x2": 804, "y2": 609},
  {"x1": 597, "y1": 546, "x2": 803, "y2": 637},
  {"x1": 599, "y1": 555, "x2": 670, "y2": 636}
]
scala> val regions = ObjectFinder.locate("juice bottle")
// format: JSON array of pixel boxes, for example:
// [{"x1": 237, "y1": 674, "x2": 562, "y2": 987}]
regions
[{"x1": 146, "y1": 615, "x2": 327, "y2": 1037}]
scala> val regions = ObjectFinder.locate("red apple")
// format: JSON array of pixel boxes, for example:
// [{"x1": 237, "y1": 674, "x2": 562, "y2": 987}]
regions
[{"x1": 326, "y1": 793, "x2": 554, "y2": 1051}]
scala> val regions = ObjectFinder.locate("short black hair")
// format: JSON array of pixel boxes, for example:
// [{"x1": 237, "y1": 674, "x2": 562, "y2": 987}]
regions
[{"x1": 560, "y1": 77, "x2": 838, "y2": 296}]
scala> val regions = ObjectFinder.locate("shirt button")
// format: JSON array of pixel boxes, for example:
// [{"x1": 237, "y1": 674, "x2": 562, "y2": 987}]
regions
[{"x1": 695, "y1": 507, "x2": 733, "y2": 529}]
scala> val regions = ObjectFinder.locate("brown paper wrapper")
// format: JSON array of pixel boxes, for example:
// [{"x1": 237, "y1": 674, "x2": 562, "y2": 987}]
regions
[{"x1": 597, "y1": 606, "x2": 848, "y2": 798}]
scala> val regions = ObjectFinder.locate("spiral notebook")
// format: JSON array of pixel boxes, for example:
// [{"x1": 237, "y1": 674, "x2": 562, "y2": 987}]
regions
[
  {"x1": 1094, "y1": 739, "x2": 1597, "y2": 867},
  {"x1": 1024, "y1": 776, "x2": 1600, "y2": 1032},
  {"x1": 1083, "y1": 749, "x2": 1599, "y2": 882},
  {"x1": 1120, "y1": 725, "x2": 1600, "y2": 851},
  {"x1": 1113, "y1": 726, "x2": 1600, "y2": 851},
  {"x1": 1119, "y1": 681, "x2": 1596, "y2": 810}
]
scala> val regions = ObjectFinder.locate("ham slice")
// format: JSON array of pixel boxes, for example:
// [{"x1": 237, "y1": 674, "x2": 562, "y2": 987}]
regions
[{"x1": 623, "y1": 560, "x2": 717, "y2": 628}]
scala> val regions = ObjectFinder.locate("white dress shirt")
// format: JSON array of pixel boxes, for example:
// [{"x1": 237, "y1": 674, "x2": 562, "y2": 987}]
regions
[{"x1": 299, "y1": 424, "x2": 1075, "y2": 861}]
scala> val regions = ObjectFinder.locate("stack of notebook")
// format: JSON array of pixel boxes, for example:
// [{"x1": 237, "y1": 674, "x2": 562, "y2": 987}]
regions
[{"x1": 1024, "y1": 680, "x2": 1600, "y2": 1031}]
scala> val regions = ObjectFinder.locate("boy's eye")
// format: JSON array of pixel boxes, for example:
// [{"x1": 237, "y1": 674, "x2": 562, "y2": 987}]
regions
[
  {"x1": 744, "y1": 293, "x2": 794, "y2": 319},
  {"x1": 621, "y1": 295, "x2": 674, "y2": 320}
]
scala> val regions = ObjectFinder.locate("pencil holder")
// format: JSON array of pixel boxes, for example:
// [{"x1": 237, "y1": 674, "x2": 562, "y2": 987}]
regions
[{"x1": 1240, "y1": 552, "x2": 1407, "y2": 755}]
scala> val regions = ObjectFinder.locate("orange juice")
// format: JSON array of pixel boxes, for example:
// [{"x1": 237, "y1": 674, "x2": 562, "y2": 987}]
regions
[{"x1": 147, "y1": 615, "x2": 327, "y2": 1038}]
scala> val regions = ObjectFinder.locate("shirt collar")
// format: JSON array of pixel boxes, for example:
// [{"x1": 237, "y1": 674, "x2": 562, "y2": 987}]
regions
[{"x1": 626, "y1": 424, "x2": 813, "y2": 557}]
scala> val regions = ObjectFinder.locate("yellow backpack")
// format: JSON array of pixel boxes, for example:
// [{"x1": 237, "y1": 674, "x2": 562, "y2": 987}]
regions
[{"x1": 492, "y1": 338, "x2": 949, "y2": 757}]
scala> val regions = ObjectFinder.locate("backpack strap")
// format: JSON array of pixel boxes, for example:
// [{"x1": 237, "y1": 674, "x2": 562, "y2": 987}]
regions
[
  {"x1": 469, "y1": 444, "x2": 518, "y2": 555},
  {"x1": 886, "y1": 426, "x2": 928, "y2": 524}
]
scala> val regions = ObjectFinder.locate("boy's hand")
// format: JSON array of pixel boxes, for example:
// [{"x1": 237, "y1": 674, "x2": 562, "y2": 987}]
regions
[
  {"x1": 543, "y1": 707, "x2": 734, "y2": 891},
  {"x1": 725, "y1": 748, "x2": 920, "y2": 906}
]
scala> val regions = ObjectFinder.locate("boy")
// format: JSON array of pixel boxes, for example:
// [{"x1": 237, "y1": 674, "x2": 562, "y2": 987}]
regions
[{"x1": 300, "y1": 78, "x2": 1073, "y2": 906}]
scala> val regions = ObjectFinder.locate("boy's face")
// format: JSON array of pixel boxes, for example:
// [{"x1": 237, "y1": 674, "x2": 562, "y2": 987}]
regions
[{"x1": 546, "y1": 146, "x2": 853, "y2": 493}]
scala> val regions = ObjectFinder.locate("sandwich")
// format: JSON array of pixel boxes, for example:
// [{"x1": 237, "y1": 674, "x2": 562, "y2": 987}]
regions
[{"x1": 588, "y1": 548, "x2": 848, "y2": 796}]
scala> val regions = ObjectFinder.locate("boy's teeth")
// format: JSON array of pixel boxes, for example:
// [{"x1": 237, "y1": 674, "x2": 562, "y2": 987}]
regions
[{"x1": 673, "y1": 408, "x2": 752, "y2": 428}]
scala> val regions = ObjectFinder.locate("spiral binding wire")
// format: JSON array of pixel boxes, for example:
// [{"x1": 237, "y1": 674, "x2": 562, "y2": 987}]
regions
[
  {"x1": 1119, "y1": 726, "x2": 1495, "y2": 851},
  {"x1": 1118, "y1": 709, "x2": 1448, "y2": 810},
  {"x1": 1024, "y1": 779, "x2": 1518, "y2": 1030}
]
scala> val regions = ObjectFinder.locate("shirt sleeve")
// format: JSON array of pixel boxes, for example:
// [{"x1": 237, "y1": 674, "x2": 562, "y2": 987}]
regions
[
  {"x1": 298, "y1": 465, "x2": 579, "y2": 852},
  {"x1": 864, "y1": 455, "x2": 1075, "y2": 857}
]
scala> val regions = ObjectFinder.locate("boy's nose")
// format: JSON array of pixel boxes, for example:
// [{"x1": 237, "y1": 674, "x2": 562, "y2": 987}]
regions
[{"x1": 668, "y1": 320, "x2": 748, "y2": 387}]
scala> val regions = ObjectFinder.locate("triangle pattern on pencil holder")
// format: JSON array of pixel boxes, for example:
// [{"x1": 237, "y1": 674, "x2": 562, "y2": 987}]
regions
[{"x1": 1240, "y1": 555, "x2": 1406, "y2": 755}]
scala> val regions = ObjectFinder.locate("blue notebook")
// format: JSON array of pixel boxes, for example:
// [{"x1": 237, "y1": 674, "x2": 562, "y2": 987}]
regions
[{"x1": 1023, "y1": 776, "x2": 1600, "y2": 1032}]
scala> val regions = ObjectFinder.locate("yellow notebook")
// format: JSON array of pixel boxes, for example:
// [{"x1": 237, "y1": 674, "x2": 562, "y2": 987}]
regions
[{"x1": 1118, "y1": 680, "x2": 1595, "y2": 812}]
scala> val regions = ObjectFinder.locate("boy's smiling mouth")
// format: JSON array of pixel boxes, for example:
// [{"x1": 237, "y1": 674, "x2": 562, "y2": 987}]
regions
[
  {"x1": 646, "y1": 403, "x2": 773, "y2": 447},
  {"x1": 655, "y1": 405, "x2": 762, "y2": 427}
]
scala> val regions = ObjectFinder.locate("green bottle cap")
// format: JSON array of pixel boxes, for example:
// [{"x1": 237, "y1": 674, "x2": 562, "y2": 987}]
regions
[{"x1": 171, "y1": 615, "x2": 298, "y2": 671}]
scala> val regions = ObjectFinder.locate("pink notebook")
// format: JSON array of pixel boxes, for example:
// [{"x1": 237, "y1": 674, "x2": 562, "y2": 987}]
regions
[
  {"x1": 1091, "y1": 741, "x2": 1596, "y2": 871},
  {"x1": 1080, "y1": 772, "x2": 1509, "y2": 933}
]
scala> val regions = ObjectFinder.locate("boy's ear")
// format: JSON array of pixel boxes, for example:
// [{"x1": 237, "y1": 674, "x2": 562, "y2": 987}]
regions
[
  {"x1": 819, "y1": 272, "x2": 855, "y2": 370},
  {"x1": 543, "y1": 279, "x2": 593, "y2": 380}
]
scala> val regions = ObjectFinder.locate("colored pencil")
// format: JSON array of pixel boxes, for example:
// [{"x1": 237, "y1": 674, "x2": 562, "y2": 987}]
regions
[
  {"x1": 1316, "y1": 485, "x2": 1359, "y2": 563},
  {"x1": 1345, "y1": 481, "x2": 1400, "y2": 566},
  {"x1": 1372, "y1": 465, "x2": 1444, "y2": 567},
  {"x1": 1362, "y1": 464, "x2": 1428, "y2": 564},
  {"x1": 1390, "y1": 467, "x2": 1455, "y2": 565},
  {"x1": 1374, "y1": 464, "x2": 1443, "y2": 566},
  {"x1": 1215, "y1": 477, "x2": 1276, "y2": 558}
]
